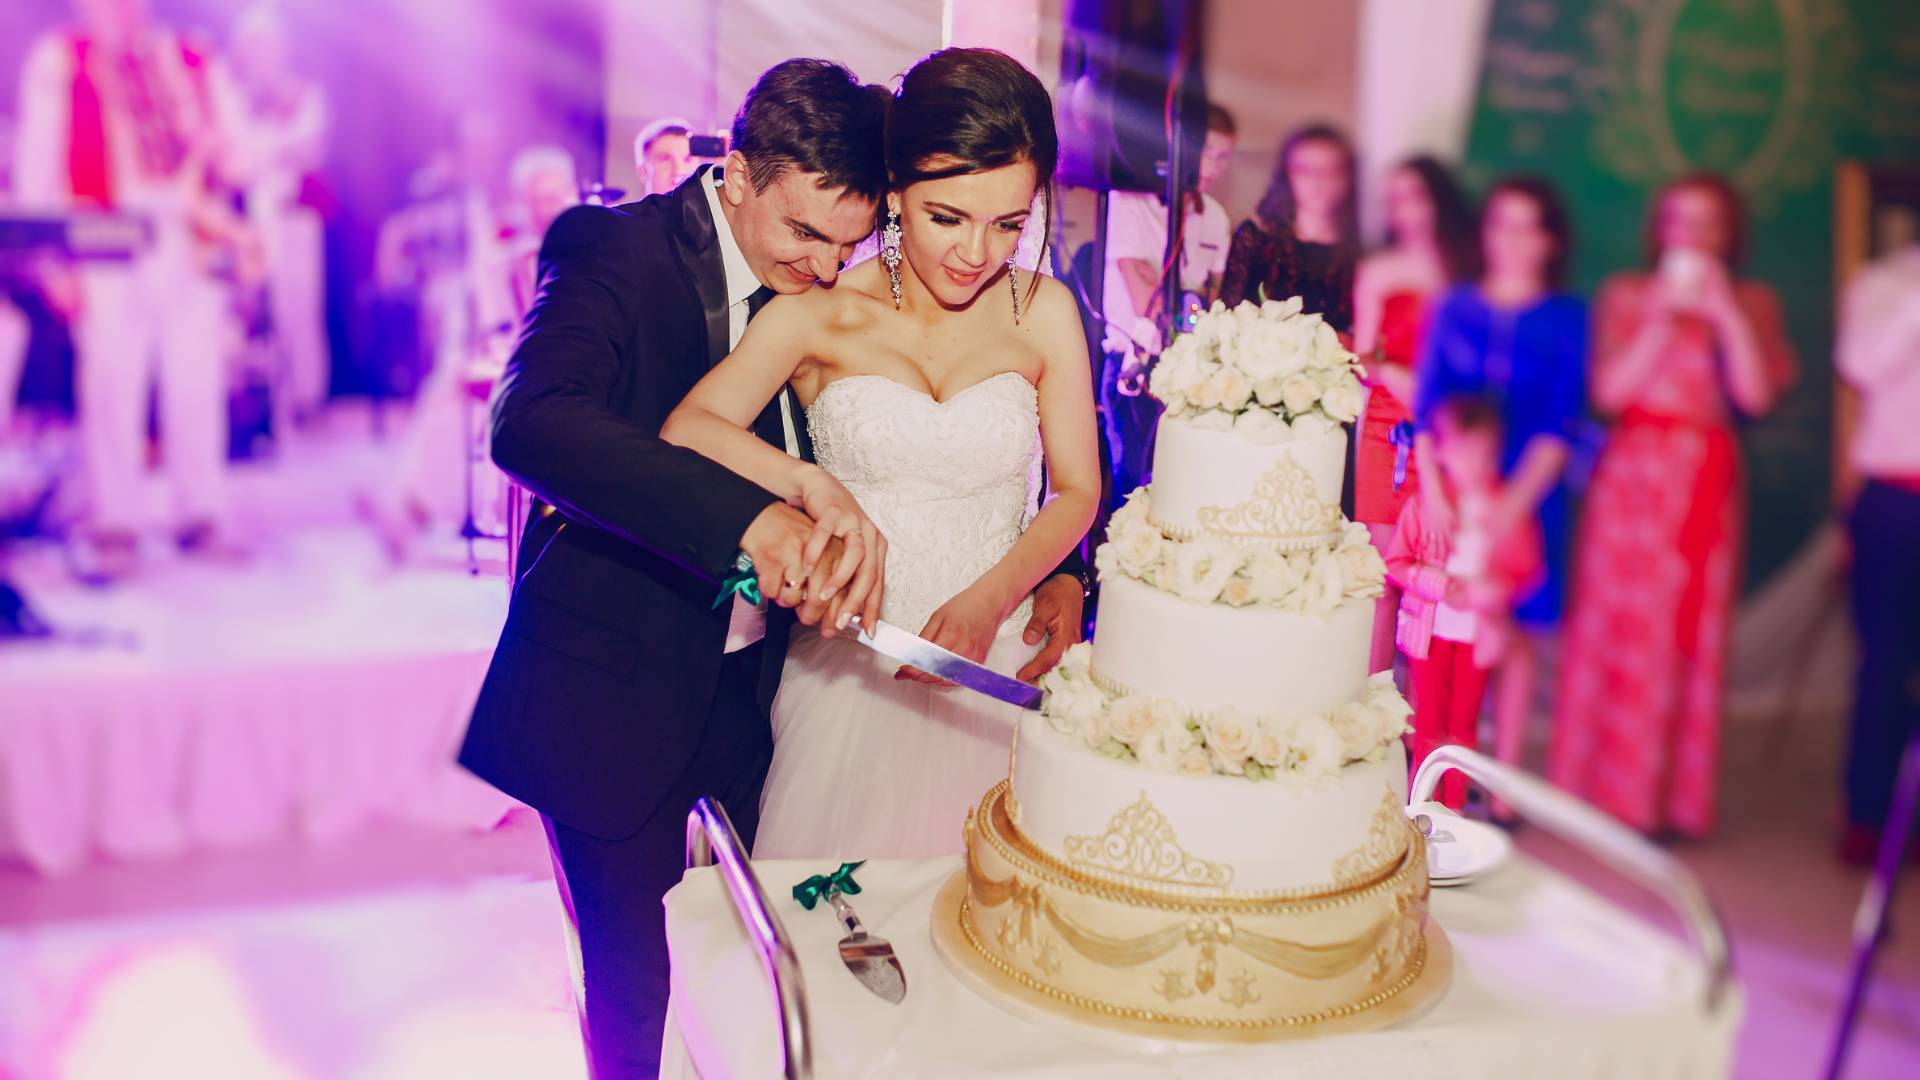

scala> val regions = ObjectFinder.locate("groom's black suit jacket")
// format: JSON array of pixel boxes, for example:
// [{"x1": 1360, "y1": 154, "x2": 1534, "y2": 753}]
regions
[
  {"x1": 460, "y1": 168, "x2": 1087, "y2": 841},
  {"x1": 460, "y1": 172, "x2": 800, "y2": 840}
]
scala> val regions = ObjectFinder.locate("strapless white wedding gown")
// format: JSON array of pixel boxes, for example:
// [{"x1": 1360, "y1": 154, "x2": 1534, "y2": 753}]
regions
[{"x1": 753, "y1": 371, "x2": 1044, "y2": 860}]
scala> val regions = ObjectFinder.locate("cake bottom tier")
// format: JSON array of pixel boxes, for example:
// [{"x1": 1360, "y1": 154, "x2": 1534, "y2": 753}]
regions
[{"x1": 958, "y1": 782, "x2": 1431, "y2": 1032}]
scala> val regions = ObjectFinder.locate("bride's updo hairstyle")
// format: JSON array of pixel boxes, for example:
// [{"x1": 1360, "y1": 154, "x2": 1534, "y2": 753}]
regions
[{"x1": 886, "y1": 48, "x2": 1058, "y2": 305}]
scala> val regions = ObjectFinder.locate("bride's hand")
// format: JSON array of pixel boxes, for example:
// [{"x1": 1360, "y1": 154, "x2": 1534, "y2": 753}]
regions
[
  {"x1": 792, "y1": 465, "x2": 887, "y2": 636},
  {"x1": 898, "y1": 586, "x2": 1007, "y2": 685}
]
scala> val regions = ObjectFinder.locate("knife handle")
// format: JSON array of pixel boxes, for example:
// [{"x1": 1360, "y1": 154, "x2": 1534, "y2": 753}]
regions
[{"x1": 827, "y1": 890, "x2": 863, "y2": 936}]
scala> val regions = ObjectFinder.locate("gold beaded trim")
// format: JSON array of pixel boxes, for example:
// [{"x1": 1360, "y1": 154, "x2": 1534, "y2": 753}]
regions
[
  {"x1": 1141, "y1": 513, "x2": 1338, "y2": 551},
  {"x1": 977, "y1": 783, "x2": 1424, "y2": 910},
  {"x1": 957, "y1": 892, "x2": 1429, "y2": 1030}
]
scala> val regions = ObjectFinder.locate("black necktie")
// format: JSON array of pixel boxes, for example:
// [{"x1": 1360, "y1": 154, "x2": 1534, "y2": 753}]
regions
[{"x1": 746, "y1": 285, "x2": 776, "y2": 320}]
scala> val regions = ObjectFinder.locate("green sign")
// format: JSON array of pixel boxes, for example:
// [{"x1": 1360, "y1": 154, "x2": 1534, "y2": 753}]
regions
[{"x1": 1462, "y1": 0, "x2": 1920, "y2": 585}]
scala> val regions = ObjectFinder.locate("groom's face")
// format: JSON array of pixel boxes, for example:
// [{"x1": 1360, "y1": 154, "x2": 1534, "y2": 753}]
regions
[{"x1": 720, "y1": 153, "x2": 876, "y2": 293}]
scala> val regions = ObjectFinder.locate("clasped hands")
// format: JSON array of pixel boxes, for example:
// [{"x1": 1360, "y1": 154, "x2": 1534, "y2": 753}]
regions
[
  {"x1": 737, "y1": 462, "x2": 1083, "y2": 684},
  {"x1": 738, "y1": 464, "x2": 888, "y2": 638}
]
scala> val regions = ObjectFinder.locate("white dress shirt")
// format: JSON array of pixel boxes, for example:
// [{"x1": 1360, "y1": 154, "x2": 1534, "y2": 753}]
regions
[
  {"x1": 703, "y1": 170, "x2": 802, "y2": 652},
  {"x1": 1837, "y1": 246, "x2": 1920, "y2": 476}
]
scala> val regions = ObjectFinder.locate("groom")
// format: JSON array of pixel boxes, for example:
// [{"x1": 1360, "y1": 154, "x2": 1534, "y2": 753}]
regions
[{"x1": 461, "y1": 59, "x2": 1090, "y2": 1077}]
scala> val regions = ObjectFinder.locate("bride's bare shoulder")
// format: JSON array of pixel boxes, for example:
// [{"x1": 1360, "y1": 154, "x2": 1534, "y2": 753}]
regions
[{"x1": 766, "y1": 258, "x2": 892, "y2": 331}]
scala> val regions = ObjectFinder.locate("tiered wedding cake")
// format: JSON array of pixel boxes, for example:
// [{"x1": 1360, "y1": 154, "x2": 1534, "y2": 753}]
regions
[{"x1": 946, "y1": 298, "x2": 1435, "y2": 1036}]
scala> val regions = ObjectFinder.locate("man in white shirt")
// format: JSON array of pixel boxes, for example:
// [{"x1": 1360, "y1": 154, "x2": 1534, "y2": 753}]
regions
[
  {"x1": 15, "y1": 0, "x2": 251, "y2": 577},
  {"x1": 633, "y1": 117, "x2": 697, "y2": 198},
  {"x1": 1836, "y1": 208, "x2": 1920, "y2": 860},
  {"x1": 1099, "y1": 103, "x2": 1236, "y2": 509}
]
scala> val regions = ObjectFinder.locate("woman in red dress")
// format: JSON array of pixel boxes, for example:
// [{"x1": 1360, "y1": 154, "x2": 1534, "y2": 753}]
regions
[
  {"x1": 1551, "y1": 174, "x2": 1796, "y2": 837},
  {"x1": 1352, "y1": 157, "x2": 1475, "y2": 672}
]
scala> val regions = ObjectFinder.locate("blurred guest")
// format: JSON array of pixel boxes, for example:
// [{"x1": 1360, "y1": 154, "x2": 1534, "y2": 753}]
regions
[
  {"x1": 361, "y1": 144, "x2": 579, "y2": 561},
  {"x1": 1220, "y1": 123, "x2": 1357, "y2": 331},
  {"x1": 1552, "y1": 174, "x2": 1794, "y2": 837},
  {"x1": 1352, "y1": 156, "x2": 1475, "y2": 671},
  {"x1": 634, "y1": 118, "x2": 697, "y2": 198},
  {"x1": 1103, "y1": 103, "x2": 1236, "y2": 357},
  {"x1": 15, "y1": 0, "x2": 253, "y2": 578},
  {"x1": 228, "y1": 2, "x2": 331, "y2": 423},
  {"x1": 1100, "y1": 102, "x2": 1236, "y2": 508},
  {"x1": 1387, "y1": 394, "x2": 1542, "y2": 810},
  {"x1": 1834, "y1": 209, "x2": 1920, "y2": 861},
  {"x1": 1415, "y1": 176, "x2": 1586, "y2": 816}
]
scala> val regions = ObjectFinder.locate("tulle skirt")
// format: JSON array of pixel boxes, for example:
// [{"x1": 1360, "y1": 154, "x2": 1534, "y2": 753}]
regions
[{"x1": 753, "y1": 624, "x2": 1040, "y2": 861}]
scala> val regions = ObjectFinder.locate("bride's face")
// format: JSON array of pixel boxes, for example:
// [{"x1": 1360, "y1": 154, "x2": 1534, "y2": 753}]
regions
[{"x1": 892, "y1": 160, "x2": 1038, "y2": 308}]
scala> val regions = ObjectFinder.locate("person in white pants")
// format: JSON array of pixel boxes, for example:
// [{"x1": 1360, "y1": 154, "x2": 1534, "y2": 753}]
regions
[
  {"x1": 230, "y1": 3, "x2": 330, "y2": 425},
  {"x1": 14, "y1": 0, "x2": 250, "y2": 575}
]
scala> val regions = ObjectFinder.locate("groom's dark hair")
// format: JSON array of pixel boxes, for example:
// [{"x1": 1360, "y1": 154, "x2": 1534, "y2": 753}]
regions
[{"x1": 731, "y1": 59, "x2": 891, "y2": 201}]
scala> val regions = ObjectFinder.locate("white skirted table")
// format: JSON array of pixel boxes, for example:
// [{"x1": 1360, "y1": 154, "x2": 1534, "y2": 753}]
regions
[{"x1": 661, "y1": 852, "x2": 1741, "y2": 1079}]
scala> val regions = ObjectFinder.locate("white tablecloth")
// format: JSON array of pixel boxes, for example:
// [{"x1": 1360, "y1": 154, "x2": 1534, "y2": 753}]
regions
[{"x1": 663, "y1": 854, "x2": 1740, "y2": 1079}]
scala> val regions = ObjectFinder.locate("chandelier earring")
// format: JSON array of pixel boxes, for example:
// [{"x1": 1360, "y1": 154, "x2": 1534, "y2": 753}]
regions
[
  {"x1": 1007, "y1": 257, "x2": 1022, "y2": 325},
  {"x1": 881, "y1": 208, "x2": 903, "y2": 309}
]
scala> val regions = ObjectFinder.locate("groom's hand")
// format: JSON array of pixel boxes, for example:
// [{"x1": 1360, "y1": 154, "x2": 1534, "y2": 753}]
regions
[
  {"x1": 1016, "y1": 574, "x2": 1086, "y2": 682},
  {"x1": 740, "y1": 503, "x2": 818, "y2": 610}
]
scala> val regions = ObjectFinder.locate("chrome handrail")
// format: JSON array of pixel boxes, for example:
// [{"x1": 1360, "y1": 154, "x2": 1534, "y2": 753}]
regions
[
  {"x1": 1410, "y1": 746, "x2": 1733, "y2": 1012},
  {"x1": 684, "y1": 797, "x2": 812, "y2": 1080}
]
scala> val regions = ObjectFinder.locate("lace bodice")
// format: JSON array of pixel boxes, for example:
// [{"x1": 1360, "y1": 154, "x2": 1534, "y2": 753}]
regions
[{"x1": 805, "y1": 371, "x2": 1042, "y2": 636}]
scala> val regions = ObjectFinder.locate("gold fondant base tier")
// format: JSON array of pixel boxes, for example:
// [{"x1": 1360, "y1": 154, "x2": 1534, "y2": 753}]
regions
[{"x1": 939, "y1": 782, "x2": 1442, "y2": 1042}]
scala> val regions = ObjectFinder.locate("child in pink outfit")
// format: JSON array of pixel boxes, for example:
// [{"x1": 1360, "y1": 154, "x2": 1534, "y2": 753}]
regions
[{"x1": 1386, "y1": 395, "x2": 1543, "y2": 809}]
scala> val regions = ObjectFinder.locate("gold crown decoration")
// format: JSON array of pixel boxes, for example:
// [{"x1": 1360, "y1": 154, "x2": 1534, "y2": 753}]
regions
[
  {"x1": 1063, "y1": 793, "x2": 1236, "y2": 889},
  {"x1": 1195, "y1": 458, "x2": 1340, "y2": 546}
]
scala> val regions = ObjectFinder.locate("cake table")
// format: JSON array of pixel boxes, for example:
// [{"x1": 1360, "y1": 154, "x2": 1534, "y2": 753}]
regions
[{"x1": 661, "y1": 851, "x2": 1740, "y2": 1079}]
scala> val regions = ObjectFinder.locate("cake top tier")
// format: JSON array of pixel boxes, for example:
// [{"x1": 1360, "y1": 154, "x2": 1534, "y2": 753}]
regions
[{"x1": 1148, "y1": 296, "x2": 1365, "y2": 430}]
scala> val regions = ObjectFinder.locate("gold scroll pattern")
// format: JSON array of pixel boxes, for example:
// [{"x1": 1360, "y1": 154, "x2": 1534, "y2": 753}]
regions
[
  {"x1": 1061, "y1": 793, "x2": 1236, "y2": 889},
  {"x1": 1194, "y1": 457, "x2": 1339, "y2": 541},
  {"x1": 1330, "y1": 787, "x2": 1413, "y2": 888}
]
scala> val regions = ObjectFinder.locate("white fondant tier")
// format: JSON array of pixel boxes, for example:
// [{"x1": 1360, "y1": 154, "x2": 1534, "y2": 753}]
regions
[
  {"x1": 1091, "y1": 573, "x2": 1373, "y2": 718},
  {"x1": 1148, "y1": 414, "x2": 1346, "y2": 547},
  {"x1": 1010, "y1": 713, "x2": 1410, "y2": 894}
]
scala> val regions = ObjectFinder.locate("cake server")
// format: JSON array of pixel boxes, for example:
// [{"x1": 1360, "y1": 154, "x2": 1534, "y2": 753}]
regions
[
  {"x1": 851, "y1": 617, "x2": 1044, "y2": 710},
  {"x1": 828, "y1": 889, "x2": 907, "y2": 1003}
]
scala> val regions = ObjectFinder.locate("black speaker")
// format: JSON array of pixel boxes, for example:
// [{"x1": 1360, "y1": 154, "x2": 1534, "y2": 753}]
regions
[{"x1": 1055, "y1": 0, "x2": 1208, "y2": 194}]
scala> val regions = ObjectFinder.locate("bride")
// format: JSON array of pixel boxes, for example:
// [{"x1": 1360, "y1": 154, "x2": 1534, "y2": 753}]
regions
[{"x1": 663, "y1": 48, "x2": 1099, "y2": 859}]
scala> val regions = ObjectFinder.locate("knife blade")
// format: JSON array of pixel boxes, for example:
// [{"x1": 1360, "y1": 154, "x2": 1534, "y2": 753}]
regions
[
  {"x1": 828, "y1": 890, "x2": 906, "y2": 1003},
  {"x1": 852, "y1": 618, "x2": 1043, "y2": 710}
]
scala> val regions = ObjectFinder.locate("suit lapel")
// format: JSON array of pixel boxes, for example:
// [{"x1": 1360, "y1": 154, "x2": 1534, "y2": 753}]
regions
[
  {"x1": 671, "y1": 166, "x2": 731, "y2": 369},
  {"x1": 671, "y1": 166, "x2": 816, "y2": 462}
]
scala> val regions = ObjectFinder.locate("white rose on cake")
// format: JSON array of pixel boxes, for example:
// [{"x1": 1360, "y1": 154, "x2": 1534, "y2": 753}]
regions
[
  {"x1": 1108, "y1": 514, "x2": 1167, "y2": 579},
  {"x1": 1107, "y1": 692, "x2": 1159, "y2": 747},
  {"x1": 1328, "y1": 700, "x2": 1377, "y2": 761},
  {"x1": 1288, "y1": 411, "x2": 1336, "y2": 441},
  {"x1": 1233, "y1": 408, "x2": 1291, "y2": 444},
  {"x1": 1041, "y1": 661, "x2": 1106, "y2": 742},
  {"x1": 1335, "y1": 532, "x2": 1387, "y2": 597},
  {"x1": 1204, "y1": 366, "x2": 1255, "y2": 413},
  {"x1": 1219, "y1": 570, "x2": 1259, "y2": 607},
  {"x1": 1260, "y1": 295, "x2": 1305, "y2": 320},
  {"x1": 1279, "y1": 373, "x2": 1322, "y2": 416},
  {"x1": 1365, "y1": 672, "x2": 1414, "y2": 742},
  {"x1": 1303, "y1": 553, "x2": 1345, "y2": 614},
  {"x1": 1284, "y1": 715, "x2": 1347, "y2": 782},
  {"x1": 1188, "y1": 409, "x2": 1235, "y2": 432},
  {"x1": 1168, "y1": 536, "x2": 1244, "y2": 604},
  {"x1": 1243, "y1": 545, "x2": 1304, "y2": 606},
  {"x1": 1134, "y1": 705, "x2": 1199, "y2": 772},
  {"x1": 1320, "y1": 375, "x2": 1365, "y2": 424},
  {"x1": 1252, "y1": 714, "x2": 1295, "y2": 771},
  {"x1": 1203, "y1": 709, "x2": 1256, "y2": 775}
]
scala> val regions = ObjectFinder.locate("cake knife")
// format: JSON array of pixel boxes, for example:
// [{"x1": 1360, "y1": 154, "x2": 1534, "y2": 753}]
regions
[{"x1": 851, "y1": 617, "x2": 1044, "y2": 710}]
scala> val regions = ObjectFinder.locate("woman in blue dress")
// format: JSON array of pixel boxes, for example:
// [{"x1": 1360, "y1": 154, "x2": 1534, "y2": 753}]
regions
[{"x1": 1412, "y1": 176, "x2": 1587, "y2": 815}]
